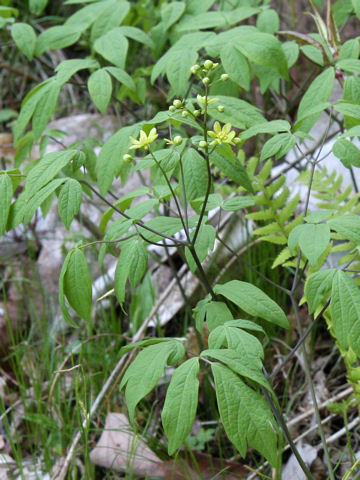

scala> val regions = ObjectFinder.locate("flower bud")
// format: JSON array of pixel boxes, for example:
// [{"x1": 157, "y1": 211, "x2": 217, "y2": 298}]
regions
[
  {"x1": 203, "y1": 60, "x2": 214, "y2": 70},
  {"x1": 169, "y1": 105, "x2": 176, "y2": 112},
  {"x1": 173, "y1": 135, "x2": 183, "y2": 146},
  {"x1": 220, "y1": 73, "x2": 229, "y2": 81},
  {"x1": 217, "y1": 105, "x2": 224, "y2": 112},
  {"x1": 199, "y1": 140, "x2": 208, "y2": 148},
  {"x1": 182, "y1": 110, "x2": 188, "y2": 117},
  {"x1": 173, "y1": 99, "x2": 183, "y2": 109},
  {"x1": 233, "y1": 137, "x2": 242, "y2": 145},
  {"x1": 190, "y1": 64, "x2": 200, "y2": 74},
  {"x1": 202, "y1": 77, "x2": 210, "y2": 86},
  {"x1": 193, "y1": 109, "x2": 201, "y2": 117},
  {"x1": 123, "y1": 154, "x2": 133, "y2": 163}
]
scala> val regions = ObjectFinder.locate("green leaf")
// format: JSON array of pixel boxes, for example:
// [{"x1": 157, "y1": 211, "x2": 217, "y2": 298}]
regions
[
  {"x1": 211, "y1": 148, "x2": 254, "y2": 192},
  {"x1": 335, "y1": 102, "x2": 360, "y2": 120},
  {"x1": 180, "y1": 148, "x2": 208, "y2": 202},
  {"x1": 23, "y1": 178, "x2": 64, "y2": 224},
  {"x1": 25, "y1": 150, "x2": 78, "y2": 199},
  {"x1": 206, "y1": 301, "x2": 233, "y2": 331},
  {"x1": 58, "y1": 179, "x2": 82, "y2": 229},
  {"x1": 222, "y1": 196, "x2": 255, "y2": 211},
  {"x1": 305, "y1": 269, "x2": 336, "y2": 314},
  {"x1": 256, "y1": 9, "x2": 280, "y2": 34},
  {"x1": 338, "y1": 39, "x2": 360, "y2": 61},
  {"x1": 177, "y1": 8, "x2": 259, "y2": 32},
  {"x1": 220, "y1": 43, "x2": 250, "y2": 90},
  {"x1": 64, "y1": 248, "x2": 92, "y2": 323},
  {"x1": 288, "y1": 223, "x2": 331, "y2": 266},
  {"x1": 97, "y1": 124, "x2": 141, "y2": 195},
  {"x1": 55, "y1": 58, "x2": 100, "y2": 84},
  {"x1": 162, "y1": 357, "x2": 199, "y2": 455},
  {"x1": 14, "y1": 80, "x2": 52, "y2": 142},
  {"x1": 203, "y1": 347, "x2": 268, "y2": 389},
  {"x1": 260, "y1": 133, "x2": 296, "y2": 161},
  {"x1": 65, "y1": 0, "x2": 112, "y2": 30},
  {"x1": 337, "y1": 59, "x2": 360, "y2": 74},
  {"x1": 296, "y1": 67, "x2": 335, "y2": 133},
  {"x1": 90, "y1": 1, "x2": 130, "y2": 40},
  {"x1": 328, "y1": 214, "x2": 360, "y2": 244},
  {"x1": 32, "y1": 80, "x2": 61, "y2": 140},
  {"x1": 125, "y1": 199, "x2": 158, "y2": 221},
  {"x1": 301, "y1": 45, "x2": 324, "y2": 66},
  {"x1": 235, "y1": 29, "x2": 288, "y2": 78},
  {"x1": 353, "y1": 0, "x2": 360, "y2": 19},
  {"x1": 11, "y1": 23, "x2": 36, "y2": 60},
  {"x1": 121, "y1": 341, "x2": 181, "y2": 422},
  {"x1": 0, "y1": 174, "x2": 13, "y2": 236},
  {"x1": 161, "y1": 1, "x2": 186, "y2": 30},
  {"x1": 116, "y1": 26, "x2": 154, "y2": 49},
  {"x1": 211, "y1": 363, "x2": 278, "y2": 465},
  {"x1": 330, "y1": 271, "x2": 360, "y2": 355},
  {"x1": 36, "y1": 26, "x2": 81, "y2": 56},
  {"x1": 105, "y1": 67, "x2": 135, "y2": 91},
  {"x1": 151, "y1": 32, "x2": 215, "y2": 84},
  {"x1": 94, "y1": 28, "x2": 128, "y2": 69},
  {"x1": 29, "y1": 0, "x2": 47, "y2": 14},
  {"x1": 186, "y1": 0, "x2": 215, "y2": 14},
  {"x1": 166, "y1": 48, "x2": 198, "y2": 96},
  {"x1": 241, "y1": 120, "x2": 291, "y2": 141},
  {"x1": 114, "y1": 239, "x2": 148, "y2": 303},
  {"x1": 88, "y1": 69, "x2": 112, "y2": 114},
  {"x1": 128, "y1": 240, "x2": 148, "y2": 288},
  {"x1": 333, "y1": 138, "x2": 360, "y2": 168},
  {"x1": 207, "y1": 95, "x2": 265, "y2": 129},
  {"x1": 214, "y1": 280, "x2": 289, "y2": 328},
  {"x1": 58, "y1": 249, "x2": 78, "y2": 327}
]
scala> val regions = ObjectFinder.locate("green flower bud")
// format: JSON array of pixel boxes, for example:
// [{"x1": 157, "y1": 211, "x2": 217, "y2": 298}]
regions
[
  {"x1": 220, "y1": 73, "x2": 229, "y2": 81},
  {"x1": 204, "y1": 60, "x2": 214, "y2": 70},
  {"x1": 202, "y1": 76, "x2": 210, "y2": 86},
  {"x1": 193, "y1": 109, "x2": 201, "y2": 117},
  {"x1": 199, "y1": 140, "x2": 208, "y2": 148},
  {"x1": 169, "y1": 105, "x2": 176, "y2": 112},
  {"x1": 233, "y1": 137, "x2": 242, "y2": 145},
  {"x1": 173, "y1": 135, "x2": 183, "y2": 146},
  {"x1": 173, "y1": 99, "x2": 183, "y2": 109},
  {"x1": 217, "y1": 105, "x2": 224, "y2": 112},
  {"x1": 123, "y1": 154, "x2": 133, "y2": 163},
  {"x1": 190, "y1": 64, "x2": 200, "y2": 74},
  {"x1": 182, "y1": 110, "x2": 188, "y2": 117}
]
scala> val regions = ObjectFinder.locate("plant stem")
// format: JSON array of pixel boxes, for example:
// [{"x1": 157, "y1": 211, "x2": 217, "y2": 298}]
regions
[
  {"x1": 187, "y1": 244, "x2": 216, "y2": 300},
  {"x1": 79, "y1": 180, "x2": 187, "y2": 246},
  {"x1": 263, "y1": 389, "x2": 316, "y2": 480}
]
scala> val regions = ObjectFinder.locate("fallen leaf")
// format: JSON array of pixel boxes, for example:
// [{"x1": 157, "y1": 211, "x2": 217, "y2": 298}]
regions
[{"x1": 90, "y1": 413, "x2": 247, "y2": 479}]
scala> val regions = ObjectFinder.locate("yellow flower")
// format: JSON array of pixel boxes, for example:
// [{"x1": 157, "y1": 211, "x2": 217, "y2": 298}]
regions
[
  {"x1": 207, "y1": 122, "x2": 236, "y2": 146},
  {"x1": 129, "y1": 128, "x2": 158, "y2": 150}
]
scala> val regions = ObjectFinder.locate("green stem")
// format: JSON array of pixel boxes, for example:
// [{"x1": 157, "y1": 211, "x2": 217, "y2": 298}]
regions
[
  {"x1": 148, "y1": 148, "x2": 190, "y2": 242},
  {"x1": 192, "y1": 85, "x2": 211, "y2": 246}
]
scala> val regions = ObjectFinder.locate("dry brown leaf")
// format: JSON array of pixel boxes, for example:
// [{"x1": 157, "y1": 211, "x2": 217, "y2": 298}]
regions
[{"x1": 90, "y1": 413, "x2": 247, "y2": 479}]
